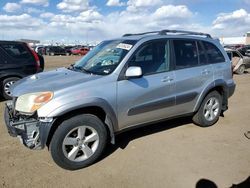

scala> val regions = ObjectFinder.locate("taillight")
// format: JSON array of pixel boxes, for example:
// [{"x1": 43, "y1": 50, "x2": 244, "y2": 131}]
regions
[
  {"x1": 32, "y1": 50, "x2": 40, "y2": 71},
  {"x1": 27, "y1": 44, "x2": 40, "y2": 72}
]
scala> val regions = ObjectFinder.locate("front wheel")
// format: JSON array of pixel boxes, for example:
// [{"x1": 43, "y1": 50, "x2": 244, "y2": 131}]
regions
[
  {"x1": 193, "y1": 91, "x2": 222, "y2": 127},
  {"x1": 50, "y1": 114, "x2": 107, "y2": 170}
]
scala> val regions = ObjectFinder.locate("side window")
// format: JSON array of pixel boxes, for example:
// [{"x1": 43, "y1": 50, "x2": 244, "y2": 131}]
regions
[
  {"x1": 1, "y1": 43, "x2": 30, "y2": 59},
  {"x1": 197, "y1": 41, "x2": 207, "y2": 65},
  {"x1": 128, "y1": 40, "x2": 170, "y2": 75},
  {"x1": 203, "y1": 41, "x2": 225, "y2": 63},
  {"x1": 173, "y1": 40, "x2": 198, "y2": 69}
]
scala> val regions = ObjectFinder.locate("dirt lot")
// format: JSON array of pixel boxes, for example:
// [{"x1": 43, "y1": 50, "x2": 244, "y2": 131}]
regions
[{"x1": 0, "y1": 56, "x2": 250, "y2": 188}]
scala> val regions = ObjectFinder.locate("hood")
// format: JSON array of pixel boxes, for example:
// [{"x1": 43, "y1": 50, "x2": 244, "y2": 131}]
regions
[{"x1": 11, "y1": 67, "x2": 102, "y2": 97}]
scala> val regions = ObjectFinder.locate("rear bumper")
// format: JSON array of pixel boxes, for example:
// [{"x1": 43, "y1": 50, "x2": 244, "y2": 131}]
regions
[
  {"x1": 4, "y1": 101, "x2": 53, "y2": 150},
  {"x1": 228, "y1": 82, "x2": 236, "y2": 98}
]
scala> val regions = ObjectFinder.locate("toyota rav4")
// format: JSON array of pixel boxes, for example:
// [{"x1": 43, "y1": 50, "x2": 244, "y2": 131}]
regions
[{"x1": 4, "y1": 30, "x2": 235, "y2": 170}]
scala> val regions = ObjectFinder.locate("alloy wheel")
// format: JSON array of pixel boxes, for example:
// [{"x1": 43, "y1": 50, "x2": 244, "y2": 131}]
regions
[
  {"x1": 203, "y1": 97, "x2": 220, "y2": 121},
  {"x1": 62, "y1": 125, "x2": 99, "y2": 162}
]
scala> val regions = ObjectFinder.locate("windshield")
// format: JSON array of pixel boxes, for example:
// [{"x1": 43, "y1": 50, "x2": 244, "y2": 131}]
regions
[{"x1": 73, "y1": 40, "x2": 136, "y2": 75}]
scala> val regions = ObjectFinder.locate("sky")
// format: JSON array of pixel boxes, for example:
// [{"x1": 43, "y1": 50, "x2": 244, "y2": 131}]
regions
[{"x1": 0, "y1": 0, "x2": 250, "y2": 44}]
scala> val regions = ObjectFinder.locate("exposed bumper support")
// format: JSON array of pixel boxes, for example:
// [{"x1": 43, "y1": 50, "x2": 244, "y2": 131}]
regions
[
  {"x1": 228, "y1": 82, "x2": 236, "y2": 98},
  {"x1": 4, "y1": 101, "x2": 53, "y2": 150}
]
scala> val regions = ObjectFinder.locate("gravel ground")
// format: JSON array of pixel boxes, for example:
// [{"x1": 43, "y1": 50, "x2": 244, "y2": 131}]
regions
[{"x1": 0, "y1": 56, "x2": 249, "y2": 188}]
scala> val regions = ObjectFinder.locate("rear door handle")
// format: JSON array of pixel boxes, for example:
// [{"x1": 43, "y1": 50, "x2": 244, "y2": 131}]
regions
[{"x1": 161, "y1": 76, "x2": 174, "y2": 82}]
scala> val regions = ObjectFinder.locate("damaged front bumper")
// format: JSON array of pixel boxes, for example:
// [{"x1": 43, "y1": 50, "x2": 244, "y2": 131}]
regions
[{"x1": 4, "y1": 100, "x2": 54, "y2": 150}]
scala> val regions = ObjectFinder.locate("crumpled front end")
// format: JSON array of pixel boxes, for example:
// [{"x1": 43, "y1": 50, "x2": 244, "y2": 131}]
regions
[{"x1": 4, "y1": 99, "x2": 54, "y2": 150}]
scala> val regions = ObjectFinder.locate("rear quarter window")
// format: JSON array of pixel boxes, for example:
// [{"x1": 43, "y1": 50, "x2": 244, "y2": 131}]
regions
[
  {"x1": 1, "y1": 43, "x2": 31, "y2": 59},
  {"x1": 203, "y1": 41, "x2": 225, "y2": 63}
]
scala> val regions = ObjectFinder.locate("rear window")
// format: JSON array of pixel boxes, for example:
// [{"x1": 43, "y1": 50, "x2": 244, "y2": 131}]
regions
[
  {"x1": 202, "y1": 41, "x2": 225, "y2": 63},
  {"x1": 1, "y1": 43, "x2": 31, "y2": 59}
]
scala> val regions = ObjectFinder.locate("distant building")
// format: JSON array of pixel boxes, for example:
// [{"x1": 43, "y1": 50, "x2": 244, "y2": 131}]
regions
[
  {"x1": 220, "y1": 31, "x2": 250, "y2": 45},
  {"x1": 19, "y1": 39, "x2": 40, "y2": 46},
  {"x1": 220, "y1": 37, "x2": 245, "y2": 45},
  {"x1": 246, "y1": 32, "x2": 250, "y2": 45}
]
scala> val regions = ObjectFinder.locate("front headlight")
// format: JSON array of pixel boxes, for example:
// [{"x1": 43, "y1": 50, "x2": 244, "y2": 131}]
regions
[{"x1": 15, "y1": 92, "x2": 53, "y2": 113}]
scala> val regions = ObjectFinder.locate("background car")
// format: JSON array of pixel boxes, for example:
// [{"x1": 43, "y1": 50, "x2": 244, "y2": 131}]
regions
[
  {"x1": 63, "y1": 46, "x2": 74, "y2": 55},
  {"x1": 35, "y1": 46, "x2": 45, "y2": 55},
  {"x1": 71, "y1": 46, "x2": 89, "y2": 55},
  {"x1": 238, "y1": 45, "x2": 250, "y2": 57},
  {"x1": 225, "y1": 48, "x2": 250, "y2": 74},
  {"x1": 0, "y1": 41, "x2": 44, "y2": 99},
  {"x1": 45, "y1": 46, "x2": 69, "y2": 56},
  {"x1": 224, "y1": 44, "x2": 245, "y2": 50}
]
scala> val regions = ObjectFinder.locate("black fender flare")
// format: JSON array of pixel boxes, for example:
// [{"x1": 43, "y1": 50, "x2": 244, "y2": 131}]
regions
[
  {"x1": 194, "y1": 79, "x2": 229, "y2": 112},
  {"x1": 45, "y1": 98, "x2": 118, "y2": 145}
]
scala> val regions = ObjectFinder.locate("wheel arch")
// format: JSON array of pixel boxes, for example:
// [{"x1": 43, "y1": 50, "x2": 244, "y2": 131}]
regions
[
  {"x1": 46, "y1": 103, "x2": 118, "y2": 148},
  {"x1": 0, "y1": 74, "x2": 23, "y2": 82},
  {"x1": 194, "y1": 80, "x2": 229, "y2": 113}
]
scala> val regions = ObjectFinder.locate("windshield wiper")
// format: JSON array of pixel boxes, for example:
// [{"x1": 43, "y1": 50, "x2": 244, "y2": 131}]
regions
[
  {"x1": 68, "y1": 64, "x2": 74, "y2": 70},
  {"x1": 69, "y1": 64, "x2": 99, "y2": 75},
  {"x1": 68, "y1": 65, "x2": 84, "y2": 72},
  {"x1": 80, "y1": 67, "x2": 93, "y2": 74}
]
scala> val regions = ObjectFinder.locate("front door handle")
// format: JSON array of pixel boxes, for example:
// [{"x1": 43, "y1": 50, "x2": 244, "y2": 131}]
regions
[
  {"x1": 201, "y1": 69, "x2": 210, "y2": 75},
  {"x1": 161, "y1": 76, "x2": 173, "y2": 82}
]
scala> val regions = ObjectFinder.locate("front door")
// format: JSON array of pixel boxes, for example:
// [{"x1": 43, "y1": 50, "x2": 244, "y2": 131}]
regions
[{"x1": 117, "y1": 40, "x2": 176, "y2": 129}]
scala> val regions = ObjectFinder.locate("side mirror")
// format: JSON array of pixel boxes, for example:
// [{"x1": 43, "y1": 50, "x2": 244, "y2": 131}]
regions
[{"x1": 125, "y1": 66, "x2": 142, "y2": 78}]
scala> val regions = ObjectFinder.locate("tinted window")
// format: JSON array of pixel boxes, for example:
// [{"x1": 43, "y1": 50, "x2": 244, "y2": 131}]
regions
[
  {"x1": 173, "y1": 40, "x2": 198, "y2": 69},
  {"x1": 1, "y1": 43, "x2": 30, "y2": 59},
  {"x1": 128, "y1": 40, "x2": 170, "y2": 75},
  {"x1": 197, "y1": 41, "x2": 207, "y2": 65},
  {"x1": 203, "y1": 41, "x2": 225, "y2": 63}
]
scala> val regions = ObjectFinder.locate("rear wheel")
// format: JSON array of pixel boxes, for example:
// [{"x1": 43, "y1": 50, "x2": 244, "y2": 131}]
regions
[
  {"x1": 236, "y1": 64, "x2": 245, "y2": 75},
  {"x1": 193, "y1": 91, "x2": 222, "y2": 127},
  {"x1": 50, "y1": 114, "x2": 107, "y2": 170},
  {"x1": 1, "y1": 77, "x2": 20, "y2": 100}
]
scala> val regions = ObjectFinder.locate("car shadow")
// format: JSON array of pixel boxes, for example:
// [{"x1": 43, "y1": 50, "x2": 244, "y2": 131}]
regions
[
  {"x1": 230, "y1": 176, "x2": 250, "y2": 188},
  {"x1": 98, "y1": 116, "x2": 193, "y2": 162},
  {"x1": 196, "y1": 179, "x2": 218, "y2": 188},
  {"x1": 196, "y1": 176, "x2": 250, "y2": 188},
  {"x1": 244, "y1": 70, "x2": 249, "y2": 74}
]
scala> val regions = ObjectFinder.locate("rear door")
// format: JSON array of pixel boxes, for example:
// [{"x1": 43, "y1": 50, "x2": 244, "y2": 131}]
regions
[
  {"x1": 202, "y1": 41, "x2": 227, "y2": 79},
  {"x1": 173, "y1": 39, "x2": 213, "y2": 115}
]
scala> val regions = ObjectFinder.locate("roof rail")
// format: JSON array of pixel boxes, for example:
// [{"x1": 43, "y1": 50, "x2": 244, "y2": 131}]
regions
[
  {"x1": 159, "y1": 29, "x2": 212, "y2": 38},
  {"x1": 123, "y1": 29, "x2": 212, "y2": 38},
  {"x1": 123, "y1": 31, "x2": 159, "y2": 37}
]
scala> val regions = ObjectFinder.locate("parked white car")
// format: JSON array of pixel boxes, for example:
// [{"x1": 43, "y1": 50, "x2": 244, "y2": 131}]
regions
[{"x1": 225, "y1": 48, "x2": 250, "y2": 74}]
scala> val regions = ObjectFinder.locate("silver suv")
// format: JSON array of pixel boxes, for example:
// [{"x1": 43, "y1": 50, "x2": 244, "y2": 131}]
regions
[{"x1": 4, "y1": 30, "x2": 235, "y2": 170}]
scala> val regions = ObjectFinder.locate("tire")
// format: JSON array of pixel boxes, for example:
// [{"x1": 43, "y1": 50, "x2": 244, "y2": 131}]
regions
[
  {"x1": 192, "y1": 91, "x2": 222, "y2": 127},
  {"x1": 236, "y1": 64, "x2": 245, "y2": 75},
  {"x1": 50, "y1": 114, "x2": 107, "y2": 170},
  {"x1": 1, "y1": 77, "x2": 20, "y2": 100}
]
